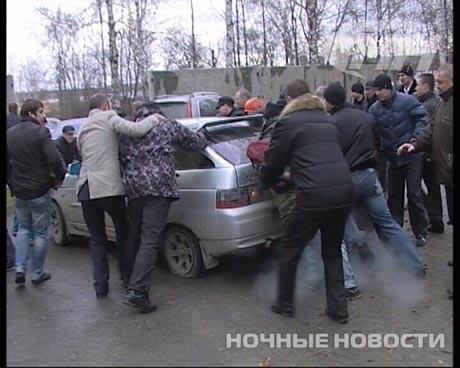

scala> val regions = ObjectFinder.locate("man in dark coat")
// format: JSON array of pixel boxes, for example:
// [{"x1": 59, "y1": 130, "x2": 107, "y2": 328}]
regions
[
  {"x1": 54, "y1": 125, "x2": 81, "y2": 166},
  {"x1": 261, "y1": 79, "x2": 353, "y2": 323},
  {"x1": 7, "y1": 99, "x2": 67, "y2": 286},
  {"x1": 351, "y1": 82, "x2": 367, "y2": 111},
  {"x1": 323, "y1": 82, "x2": 425, "y2": 278},
  {"x1": 216, "y1": 96, "x2": 245, "y2": 117},
  {"x1": 415, "y1": 73, "x2": 444, "y2": 234},
  {"x1": 7, "y1": 102, "x2": 21, "y2": 130},
  {"x1": 398, "y1": 65, "x2": 417, "y2": 95},
  {"x1": 397, "y1": 63, "x2": 453, "y2": 298}
]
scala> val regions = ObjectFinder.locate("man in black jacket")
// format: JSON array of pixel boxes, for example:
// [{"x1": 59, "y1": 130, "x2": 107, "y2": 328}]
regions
[
  {"x1": 216, "y1": 96, "x2": 245, "y2": 117},
  {"x1": 261, "y1": 79, "x2": 353, "y2": 323},
  {"x1": 55, "y1": 124, "x2": 81, "y2": 166},
  {"x1": 7, "y1": 99, "x2": 66, "y2": 286},
  {"x1": 415, "y1": 73, "x2": 444, "y2": 234},
  {"x1": 323, "y1": 83, "x2": 425, "y2": 278},
  {"x1": 398, "y1": 65, "x2": 417, "y2": 95},
  {"x1": 7, "y1": 102, "x2": 21, "y2": 130}
]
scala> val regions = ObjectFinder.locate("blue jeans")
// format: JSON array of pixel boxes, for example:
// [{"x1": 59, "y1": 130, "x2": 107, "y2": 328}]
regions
[
  {"x1": 341, "y1": 241, "x2": 357, "y2": 289},
  {"x1": 14, "y1": 192, "x2": 52, "y2": 279},
  {"x1": 6, "y1": 229, "x2": 15, "y2": 267},
  {"x1": 301, "y1": 231, "x2": 357, "y2": 289},
  {"x1": 13, "y1": 210, "x2": 34, "y2": 240},
  {"x1": 345, "y1": 168, "x2": 424, "y2": 274}
]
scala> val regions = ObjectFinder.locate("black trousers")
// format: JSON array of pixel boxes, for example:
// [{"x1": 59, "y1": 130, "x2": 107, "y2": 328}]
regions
[
  {"x1": 387, "y1": 157, "x2": 428, "y2": 238},
  {"x1": 421, "y1": 158, "x2": 444, "y2": 226},
  {"x1": 125, "y1": 196, "x2": 172, "y2": 294},
  {"x1": 277, "y1": 194, "x2": 350, "y2": 318},
  {"x1": 81, "y1": 196, "x2": 128, "y2": 294}
]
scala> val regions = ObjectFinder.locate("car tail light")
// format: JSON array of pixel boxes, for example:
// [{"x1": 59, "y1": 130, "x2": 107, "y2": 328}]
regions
[
  {"x1": 186, "y1": 101, "x2": 193, "y2": 117},
  {"x1": 216, "y1": 185, "x2": 270, "y2": 209}
]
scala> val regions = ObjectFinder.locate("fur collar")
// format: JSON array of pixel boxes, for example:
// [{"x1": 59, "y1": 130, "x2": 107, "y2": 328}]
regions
[{"x1": 279, "y1": 93, "x2": 325, "y2": 119}]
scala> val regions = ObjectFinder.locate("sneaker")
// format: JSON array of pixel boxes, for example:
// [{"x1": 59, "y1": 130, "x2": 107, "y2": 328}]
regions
[
  {"x1": 15, "y1": 272, "x2": 25, "y2": 286},
  {"x1": 31, "y1": 272, "x2": 51, "y2": 285},
  {"x1": 414, "y1": 236, "x2": 426, "y2": 247},
  {"x1": 270, "y1": 302, "x2": 295, "y2": 318},
  {"x1": 428, "y1": 223, "x2": 444, "y2": 234},
  {"x1": 123, "y1": 290, "x2": 157, "y2": 313},
  {"x1": 346, "y1": 287, "x2": 361, "y2": 301}
]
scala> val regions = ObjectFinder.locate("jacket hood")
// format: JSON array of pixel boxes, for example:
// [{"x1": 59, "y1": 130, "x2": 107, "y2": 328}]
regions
[{"x1": 279, "y1": 93, "x2": 325, "y2": 119}]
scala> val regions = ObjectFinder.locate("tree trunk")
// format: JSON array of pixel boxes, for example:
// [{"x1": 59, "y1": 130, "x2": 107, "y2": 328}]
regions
[
  {"x1": 241, "y1": 0, "x2": 248, "y2": 67},
  {"x1": 235, "y1": 0, "x2": 241, "y2": 67},
  {"x1": 191, "y1": 0, "x2": 197, "y2": 68},
  {"x1": 261, "y1": 0, "x2": 267, "y2": 66},
  {"x1": 105, "y1": 0, "x2": 121, "y2": 107},
  {"x1": 225, "y1": 0, "x2": 234, "y2": 68},
  {"x1": 96, "y1": 0, "x2": 107, "y2": 92}
]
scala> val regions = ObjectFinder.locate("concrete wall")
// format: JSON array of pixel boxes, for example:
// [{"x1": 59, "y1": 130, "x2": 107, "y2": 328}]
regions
[{"x1": 148, "y1": 54, "x2": 442, "y2": 103}]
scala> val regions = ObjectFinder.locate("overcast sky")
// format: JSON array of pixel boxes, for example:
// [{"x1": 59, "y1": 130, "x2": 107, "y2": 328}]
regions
[{"x1": 7, "y1": 0, "x2": 226, "y2": 75}]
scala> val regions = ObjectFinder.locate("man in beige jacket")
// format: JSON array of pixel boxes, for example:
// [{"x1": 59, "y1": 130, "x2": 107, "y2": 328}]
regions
[{"x1": 77, "y1": 93, "x2": 162, "y2": 299}]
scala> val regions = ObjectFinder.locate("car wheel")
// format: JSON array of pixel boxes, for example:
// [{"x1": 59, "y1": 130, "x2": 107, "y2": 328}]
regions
[
  {"x1": 50, "y1": 201, "x2": 68, "y2": 245},
  {"x1": 163, "y1": 226, "x2": 204, "y2": 278}
]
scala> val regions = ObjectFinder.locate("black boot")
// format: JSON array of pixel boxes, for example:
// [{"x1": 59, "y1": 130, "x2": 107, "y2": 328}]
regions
[{"x1": 123, "y1": 290, "x2": 157, "y2": 313}]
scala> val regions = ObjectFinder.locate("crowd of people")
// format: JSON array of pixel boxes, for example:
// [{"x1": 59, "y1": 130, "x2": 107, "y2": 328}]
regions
[{"x1": 6, "y1": 63, "x2": 453, "y2": 319}]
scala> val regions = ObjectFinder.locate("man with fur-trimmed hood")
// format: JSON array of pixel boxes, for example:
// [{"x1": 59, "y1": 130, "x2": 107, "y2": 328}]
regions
[{"x1": 260, "y1": 79, "x2": 353, "y2": 323}]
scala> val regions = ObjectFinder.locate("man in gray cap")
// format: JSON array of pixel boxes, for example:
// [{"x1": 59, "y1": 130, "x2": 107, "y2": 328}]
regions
[{"x1": 369, "y1": 74, "x2": 429, "y2": 247}]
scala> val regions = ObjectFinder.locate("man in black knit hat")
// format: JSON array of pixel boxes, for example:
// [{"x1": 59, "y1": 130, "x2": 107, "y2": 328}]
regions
[
  {"x1": 398, "y1": 65, "x2": 417, "y2": 95},
  {"x1": 369, "y1": 74, "x2": 430, "y2": 247},
  {"x1": 351, "y1": 82, "x2": 367, "y2": 111}
]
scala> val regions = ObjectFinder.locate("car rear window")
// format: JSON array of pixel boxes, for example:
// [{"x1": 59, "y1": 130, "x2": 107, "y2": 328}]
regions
[
  {"x1": 204, "y1": 118, "x2": 263, "y2": 165},
  {"x1": 157, "y1": 103, "x2": 187, "y2": 120},
  {"x1": 198, "y1": 98, "x2": 219, "y2": 117}
]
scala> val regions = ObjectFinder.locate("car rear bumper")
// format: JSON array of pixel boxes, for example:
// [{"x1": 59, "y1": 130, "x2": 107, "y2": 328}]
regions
[{"x1": 200, "y1": 228, "x2": 284, "y2": 258}]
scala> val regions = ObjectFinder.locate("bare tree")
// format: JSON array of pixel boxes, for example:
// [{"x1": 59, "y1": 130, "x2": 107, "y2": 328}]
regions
[
  {"x1": 105, "y1": 0, "x2": 121, "y2": 107},
  {"x1": 297, "y1": 0, "x2": 328, "y2": 65},
  {"x1": 161, "y1": 27, "x2": 212, "y2": 70},
  {"x1": 225, "y1": 0, "x2": 234, "y2": 67},
  {"x1": 325, "y1": 0, "x2": 352, "y2": 65}
]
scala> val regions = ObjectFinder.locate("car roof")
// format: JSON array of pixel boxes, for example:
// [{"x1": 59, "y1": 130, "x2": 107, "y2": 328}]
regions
[
  {"x1": 153, "y1": 92, "x2": 219, "y2": 103},
  {"x1": 175, "y1": 114, "x2": 262, "y2": 132}
]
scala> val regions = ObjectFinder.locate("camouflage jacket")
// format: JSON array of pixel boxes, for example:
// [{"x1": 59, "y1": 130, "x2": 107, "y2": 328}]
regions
[{"x1": 119, "y1": 119, "x2": 206, "y2": 200}]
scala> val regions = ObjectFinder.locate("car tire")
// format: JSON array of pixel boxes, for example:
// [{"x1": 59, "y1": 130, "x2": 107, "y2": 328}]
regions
[
  {"x1": 163, "y1": 226, "x2": 204, "y2": 278},
  {"x1": 50, "y1": 201, "x2": 68, "y2": 245}
]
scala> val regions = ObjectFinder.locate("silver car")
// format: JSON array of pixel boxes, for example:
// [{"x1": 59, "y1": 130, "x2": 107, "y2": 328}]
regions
[{"x1": 50, "y1": 115, "x2": 284, "y2": 278}]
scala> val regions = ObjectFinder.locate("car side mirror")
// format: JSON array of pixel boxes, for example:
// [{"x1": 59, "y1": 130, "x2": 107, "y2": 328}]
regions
[{"x1": 68, "y1": 162, "x2": 81, "y2": 176}]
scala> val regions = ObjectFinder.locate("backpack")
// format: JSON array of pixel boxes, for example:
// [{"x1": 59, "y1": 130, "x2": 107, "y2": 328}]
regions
[
  {"x1": 246, "y1": 138, "x2": 292, "y2": 194},
  {"x1": 246, "y1": 139, "x2": 270, "y2": 167}
]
